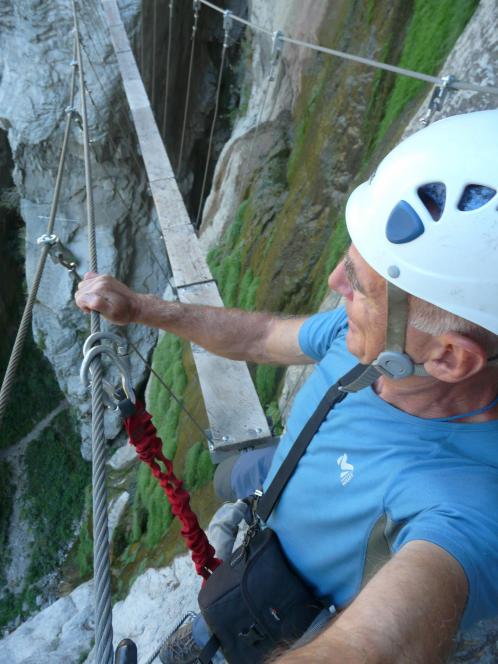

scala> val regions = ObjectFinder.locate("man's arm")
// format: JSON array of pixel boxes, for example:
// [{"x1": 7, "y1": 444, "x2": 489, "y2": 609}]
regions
[
  {"x1": 275, "y1": 540, "x2": 468, "y2": 664},
  {"x1": 74, "y1": 273, "x2": 314, "y2": 365}
]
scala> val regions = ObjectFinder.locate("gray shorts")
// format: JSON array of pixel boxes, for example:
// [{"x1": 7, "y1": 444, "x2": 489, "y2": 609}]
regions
[{"x1": 213, "y1": 444, "x2": 278, "y2": 501}]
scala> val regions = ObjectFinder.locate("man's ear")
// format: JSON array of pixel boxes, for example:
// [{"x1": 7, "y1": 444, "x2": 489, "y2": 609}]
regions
[{"x1": 424, "y1": 332, "x2": 488, "y2": 383}]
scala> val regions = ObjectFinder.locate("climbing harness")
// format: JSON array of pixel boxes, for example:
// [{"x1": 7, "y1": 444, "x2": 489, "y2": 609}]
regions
[
  {"x1": 195, "y1": 10, "x2": 233, "y2": 227},
  {"x1": 178, "y1": 0, "x2": 202, "y2": 173}
]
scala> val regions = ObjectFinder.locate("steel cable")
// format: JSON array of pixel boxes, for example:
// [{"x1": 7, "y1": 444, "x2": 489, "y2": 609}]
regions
[
  {"x1": 127, "y1": 339, "x2": 210, "y2": 444},
  {"x1": 177, "y1": 1, "x2": 201, "y2": 173},
  {"x1": 0, "y1": 44, "x2": 77, "y2": 431},
  {"x1": 195, "y1": 13, "x2": 230, "y2": 228},
  {"x1": 151, "y1": 0, "x2": 157, "y2": 109},
  {"x1": 73, "y1": 2, "x2": 114, "y2": 662},
  {"x1": 161, "y1": 0, "x2": 174, "y2": 138},
  {"x1": 199, "y1": 0, "x2": 498, "y2": 97}
]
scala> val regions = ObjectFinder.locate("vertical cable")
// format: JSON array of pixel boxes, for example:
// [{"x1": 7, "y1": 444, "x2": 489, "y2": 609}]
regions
[
  {"x1": 73, "y1": 2, "x2": 113, "y2": 663},
  {"x1": 177, "y1": 0, "x2": 201, "y2": 173},
  {"x1": 195, "y1": 10, "x2": 232, "y2": 228},
  {"x1": 161, "y1": 0, "x2": 174, "y2": 137},
  {"x1": 140, "y1": 0, "x2": 145, "y2": 80},
  {"x1": 151, "y1": 0, "x2": 157, "y2": 108}
]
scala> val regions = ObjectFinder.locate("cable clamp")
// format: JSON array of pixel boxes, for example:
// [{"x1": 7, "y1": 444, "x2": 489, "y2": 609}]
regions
[
  {"x1": 70, "y1": 59, "x2": 78, "y2": 68},
  {"x1": 271, "y1": 30, "x2": 284, "y2": 61},
  {"x1": 193, "y1": 0, "x2": 201, "y2": 12},
  {"x1": 37, "y1": 233, "x2": 59, "y2": 246},
  {"x1": 80, "y1": 332, "x2": 136, "y2": 409},
  {"x1": 223, "y1": 10, "x2": 233, "y2": 47},
  {"x1": 65, "y1": 105, "x2": 83, "y2": 130},
  {"x1": 38, "y1": 234, "x2": 79, "y2": 276},
  {"x1": 268, "y1": 30, "x2": 284, "y2": 81},
  {"x1": 420, "y1": 74, "x2": 456, "y2": 127},
  {"x1": 223, "y1": 9, "x2": 233, "y2": 48}
]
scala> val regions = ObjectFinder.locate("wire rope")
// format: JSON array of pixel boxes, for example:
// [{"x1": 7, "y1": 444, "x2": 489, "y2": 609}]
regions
[
  {"x1": 0, "y1": 44, "x2": 77, "y2": 431},
  {"x1": 73, "y1": 2, "x2": 114, "y2": 662},
  {"x1": 74, "y1": 7, "x2": 210, "y2": 446},
  {"x1": 195, "y1": 10, "x2": 232, "y2": 228},
  {"x1": 177, "y1": 0, "x2": 201, "y2": 173},
  {"x1": 127, "y1": 339, "x2": 211, "y2": 444},
  {"x1": 199, "y1": 0, "x2": 498, "y2": 96},
  {"x1": 76, "y1": 34, "x2": 178, "y2": 297},
  {"x1": 151, "y1": 0, "x2": 157, "y2": 109},
  {"x1": 161, "y1": 0, "x2": 174, "y2": 138},
  {"x1": 140, "y1": 0, "x2": 145, "y2": 80}
]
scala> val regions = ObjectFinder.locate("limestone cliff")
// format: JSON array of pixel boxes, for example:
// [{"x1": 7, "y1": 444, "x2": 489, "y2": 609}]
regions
[{"x1": 1, "y1": 0, "x2": 497, "y2": 661}]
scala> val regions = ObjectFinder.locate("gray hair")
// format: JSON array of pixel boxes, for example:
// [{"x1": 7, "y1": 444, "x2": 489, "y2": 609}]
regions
[{"x1": 409, "y1": 297, "x2": 498, "y2": 357}]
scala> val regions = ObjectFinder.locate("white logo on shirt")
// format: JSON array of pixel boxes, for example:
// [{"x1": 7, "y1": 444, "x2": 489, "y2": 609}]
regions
[{"x1": 337, "y1": 453, "x2": 354, "y2": 486}]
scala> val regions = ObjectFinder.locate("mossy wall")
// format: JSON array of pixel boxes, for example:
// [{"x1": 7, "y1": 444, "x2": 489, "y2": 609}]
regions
[{"x1": 198, "y1": 0, "x2": 477, "y2": 436}]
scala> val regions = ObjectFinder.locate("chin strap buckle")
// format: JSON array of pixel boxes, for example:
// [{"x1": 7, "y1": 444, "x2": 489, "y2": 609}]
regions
[{"x1": 373, "y1": 351, "x2": 416, "y2": 379}]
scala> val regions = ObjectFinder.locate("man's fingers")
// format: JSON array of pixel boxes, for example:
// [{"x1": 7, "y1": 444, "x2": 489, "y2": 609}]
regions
[
  {"x1": 83, "y1": 271, "x2": 99, "y2": 280},
  {"x1": 76, "y1": 292, "x2": 105, "y2": 312}
]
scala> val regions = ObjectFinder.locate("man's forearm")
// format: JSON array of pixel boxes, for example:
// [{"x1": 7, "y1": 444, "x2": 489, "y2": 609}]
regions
[
  {"x1": 272, "y1": 625, "x2": 370, "y2": 664},
  {"x1": 135, "y1": 294, "x2": 276, "y2": 362},
  {"x1": 75, "y1": 273, "x2": 312, "y2": 364}
]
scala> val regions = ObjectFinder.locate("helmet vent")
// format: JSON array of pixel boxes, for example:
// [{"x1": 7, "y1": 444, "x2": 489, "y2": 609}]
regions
[
  {"x1": 417, "y1": 183, "x2": 446, "y2": 221},
  {"x1": 458, "y1": 184, "x2": 496, "y2": 211}
]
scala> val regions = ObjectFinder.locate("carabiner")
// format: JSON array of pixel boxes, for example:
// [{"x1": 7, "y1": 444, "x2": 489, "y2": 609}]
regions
[{"x1": 80, "y1": 332, "x2": 136, "y2": 405}]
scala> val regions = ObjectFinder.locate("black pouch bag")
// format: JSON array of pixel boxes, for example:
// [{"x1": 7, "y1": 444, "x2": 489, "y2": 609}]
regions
[
  {"x1": 198, "y1": 363, "x2": 367, "y2": 664},
  {"x1": 198, "y1": 525, "x2": 324, "y2": 664}
]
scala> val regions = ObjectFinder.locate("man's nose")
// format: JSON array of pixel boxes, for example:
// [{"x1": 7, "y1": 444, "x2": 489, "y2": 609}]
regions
[{"x1": 328, "y1": 259, "x2": 353, "y2": 300}]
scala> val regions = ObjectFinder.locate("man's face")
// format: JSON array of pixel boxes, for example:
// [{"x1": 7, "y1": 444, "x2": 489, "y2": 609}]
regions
[{"x1": 328, "y1": 244, "x2": 387, "y2": 363}]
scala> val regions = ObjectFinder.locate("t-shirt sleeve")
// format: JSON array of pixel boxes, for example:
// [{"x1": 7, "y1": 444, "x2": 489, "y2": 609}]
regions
[
  {"x1": 298, "y1": 306, "x2": 348, "y2": 361},
  {"x1": 390, "y1": 473, "x2": 498, "y2": 629}
]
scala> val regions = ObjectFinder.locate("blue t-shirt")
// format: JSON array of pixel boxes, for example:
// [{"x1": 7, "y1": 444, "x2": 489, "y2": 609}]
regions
[{"x1": 264, "y1": 306, "x2": 498, "y2": 629}]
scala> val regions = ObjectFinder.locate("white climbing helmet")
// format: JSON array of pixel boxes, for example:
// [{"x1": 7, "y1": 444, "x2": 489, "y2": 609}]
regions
[{"x1": 346, "y1": 110, "x2": 498, "y2": 336}]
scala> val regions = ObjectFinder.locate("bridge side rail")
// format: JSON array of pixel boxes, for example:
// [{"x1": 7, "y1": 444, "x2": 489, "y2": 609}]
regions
[{"x1": 101, "y1": 0, "x2": 273, "y2": 461}]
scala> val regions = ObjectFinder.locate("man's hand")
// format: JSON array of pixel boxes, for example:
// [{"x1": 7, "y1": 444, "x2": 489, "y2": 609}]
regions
[
  {"x1": 75, "y1": 272, "x2": 142, "y2": 325},
  {"x1": 275, "y1": 540, "x2": 468, "y2": 664}
]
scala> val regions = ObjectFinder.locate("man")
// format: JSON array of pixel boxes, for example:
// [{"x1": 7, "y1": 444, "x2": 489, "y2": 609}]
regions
[{"x1": 75, "y1": 110, "x2": 498, "y2": 663}]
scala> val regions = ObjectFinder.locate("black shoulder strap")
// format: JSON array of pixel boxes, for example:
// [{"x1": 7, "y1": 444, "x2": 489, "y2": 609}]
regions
[
  {"x1": 196, "y1": 634, "x2": 220, "y2": 664},
  {"x1": 256, "y1": 363, "x2": 372, "y2": 523}
]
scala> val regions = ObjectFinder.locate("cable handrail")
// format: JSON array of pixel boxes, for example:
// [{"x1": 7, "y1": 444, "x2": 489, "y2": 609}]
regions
[
  {"x1": 0, "y1": 44, "x2": 78, "y2": 431},
  {"x1": 199, "y1": 0, "x2": 498, "y2": 97},
  {"x1": 72, "y1": 2, "x2": 114, "y2": 662}
]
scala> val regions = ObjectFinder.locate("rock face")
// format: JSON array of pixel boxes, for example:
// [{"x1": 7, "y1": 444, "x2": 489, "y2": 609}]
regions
[
  {"x1": 0, "y1": 0, "x2": 167, "y2": 456},
  {"x1": 0, "y1": 554, "x2": 201, "y2": 664}
]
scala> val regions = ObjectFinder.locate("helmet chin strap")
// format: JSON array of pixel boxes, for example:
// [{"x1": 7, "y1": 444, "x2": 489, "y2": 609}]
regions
[
  {"x1": 340, "y1": 282, "x2": 428, "y2": 394},
  {"x1": 373, "y1": 281, "x2": 429, "y2": 379}
]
